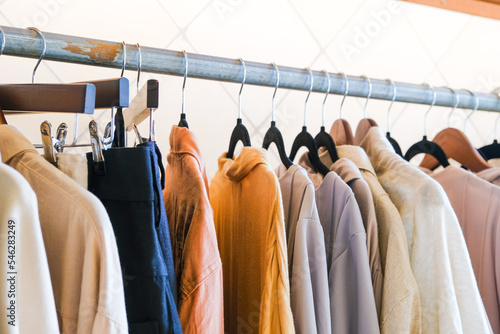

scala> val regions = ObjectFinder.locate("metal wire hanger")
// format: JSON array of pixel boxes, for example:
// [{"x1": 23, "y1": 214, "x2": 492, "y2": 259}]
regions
[
  {"x1": 385, "y1": 79, "x2": 403, "y2": 156},
  {"x1": 289, "y1": 68, "x2": 330, "y2": 176},
  {"x1": 262, "y1": 63, "x2": 293, "y2": 168},
  {"x1": 404, "y1": 84, "x2": 450, "y2": 167},
  {"x1": 314, "y1": 70, "x2": 339, "y2": 164},
  {"x1": 226, "y1": 58, "x2": 251, "y2": 158}
]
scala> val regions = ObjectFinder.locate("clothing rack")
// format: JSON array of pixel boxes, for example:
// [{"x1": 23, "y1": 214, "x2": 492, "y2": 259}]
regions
[{"x1": 1, "y1": 25, "x2": 500, "y2": 112}]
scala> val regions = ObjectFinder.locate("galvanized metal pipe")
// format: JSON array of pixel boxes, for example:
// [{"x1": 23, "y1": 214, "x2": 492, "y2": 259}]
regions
[{"x1": 1, "y1": 26, "x2": 500, "y2": 112}]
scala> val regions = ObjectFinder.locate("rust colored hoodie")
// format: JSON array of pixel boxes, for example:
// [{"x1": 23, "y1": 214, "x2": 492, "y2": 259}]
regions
[
  {"x1": 210, "y1": 147, "x2": 295, "y2": 334},
  {"x1": 163, "y1": 126, "x2": 224, "y2": 333}
]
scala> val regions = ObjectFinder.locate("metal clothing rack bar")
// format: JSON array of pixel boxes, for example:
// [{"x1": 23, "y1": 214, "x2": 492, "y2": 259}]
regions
[{"x1": 1, "y1": 26, "x2": 500, "y2": 112}]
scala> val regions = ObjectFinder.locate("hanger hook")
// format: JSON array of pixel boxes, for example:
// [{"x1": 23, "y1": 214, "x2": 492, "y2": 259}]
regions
[
  {"x1": 182, "y1": 50, "x2": 188, "y2": 116},
  {"x1": 304, "y1": 68, "x2": 313, "y2": 127},
  {"x1": 0, "y1": 26, "x2": 5, "y2": 56},
  {"x1": 361, "y1": 75, "x2": 372, "y2": 119},
  {"x1": 28, "y1": 27, "x2": 46, "y2": 84},
  {"x1": 340, "y1": 72, "x2": 349, "y2": 119},
  {"x1": 447, "y1": 88, "x2": 459, "y2": 127},
  {"x1": 136, "y1": 43, "x2": 141, "y2": 93},
  {"x1": 322, "y1": 70, "x2": 331, "y2": 128},
  {"x1": 238, "y1": 58, "x2": 246, "y2": 120},
  {"x1": 423, "y1": 83, "x2": 437, "y2": 137},
  {"x1": 272, "y1": 63, "x2": 279, "y2": 123},
  {"x1": 120, "y1": 41, "x2": 126, "y2": 78},
  {"x1": 387, "y1": 79, "x2": 397, "y2": 133},
  {"x1": 463, "y1": 90, "x2": 478, "y2": 134}
]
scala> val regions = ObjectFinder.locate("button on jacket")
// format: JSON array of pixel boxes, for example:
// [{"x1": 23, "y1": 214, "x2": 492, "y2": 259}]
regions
[
  {"x1": 299, "y1": 154, "x2": 380, "y2": 334},
  {"x1": 275, "y1": 164, "x2": 331, "y2": 334},
  {"x1": 423, "y1": 166, "x2": 500, "y2": 334},
  {"x1": 0, "y1": 125, "x2": 128, "y2": 334},
  {"x1": 163, "y1": 126, "x2": 224, "y2": 334},
  {"x1": 0, "y1": 160, "x2": 59, "y2": 334},
  {"x1": 319, "y1": 154, "x2": 383, "y2": 318},
  {"x1": 361, "y1": 126, "x2": 492, "y2": 334},
  {"x1": 210, "y1": 148, "x2": 295, "y2": 334},
  {"x1": 335, "y1": 145, "x2": 421, "y2": 334}
]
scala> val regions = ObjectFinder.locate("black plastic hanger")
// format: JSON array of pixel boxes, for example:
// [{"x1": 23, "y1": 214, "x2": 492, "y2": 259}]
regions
[
  {"x1": 314, "y1": 71, "x2": 338, "y2": 163},
  {"x1": 289, "y1": 68, "x2": 330, "y2": 176},
  {"x1": 385, "y1": 79, "x2": 403, "y2": 156},
  {"x1": 178, "y1": 50, "x2": 189, "y2": 128},
  {"x1": 405, "y1": 135, "x2": 450, "y2": 167},
  {"x1": 227, "y1": 58, "x2": 251, "y2": 158},
  {"x1": 262, "y1": 63, "x2": 293, "y2": 168},
  {"x1": 478, "y1": 100, "x2": 500, "y2": 160},
  {"x1": 404, "y1": 84, "x2": 449, "y2": 168},
  {"x1": 479, "y1": 139, "x2": 500, "y2": 160}
]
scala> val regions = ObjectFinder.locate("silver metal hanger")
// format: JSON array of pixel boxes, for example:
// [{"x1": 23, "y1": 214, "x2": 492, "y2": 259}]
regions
[
  {"x1": 447, "y1": 88, "x2": 459, "y2": 128},
  {"x1": 463, "y1": 90, "x2": 478, "y2": 134}
]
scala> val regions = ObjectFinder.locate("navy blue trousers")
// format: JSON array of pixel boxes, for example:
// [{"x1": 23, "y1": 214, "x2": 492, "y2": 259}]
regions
[{"x1": 87, "y1": 142, "x2": 181, "y2": 334}]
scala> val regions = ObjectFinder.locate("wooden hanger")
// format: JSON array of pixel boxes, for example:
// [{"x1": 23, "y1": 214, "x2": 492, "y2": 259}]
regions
[
  {"x1": 354, "y1": 75, "x2": 378, "y2": 145},
  {"x1": 355, "y1": 118, "x2": 377, "y2": 145},
  {"x1": 330, "y1": 72, "x2": 354, "y2": 145},
  {"x1": 330, "y1": 119, "x2": 354, "y2": 145},
  {"x1": 122, "y1": 44, "x2": 159, "y2": 144},
  {"x1": 0, "y1": 83, "x2": 96, "y2": 114},
  {"x1": 0, "y1": 106, "x2": 7, "y2": 124},
  {"x1": 420, "y1": 127, "x2": 490, "y2": 172},
  {"x1": 420, "y1": 89, "x2": 490, "y2": 172},
  {"x1": 123, "y1": 79, "x2": 159, "y2": 131}
]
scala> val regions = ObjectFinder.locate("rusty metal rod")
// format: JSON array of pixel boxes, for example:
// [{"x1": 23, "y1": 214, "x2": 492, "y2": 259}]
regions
[{"x1": 1, "y1": 26, "x2": 500, "y2": 112}]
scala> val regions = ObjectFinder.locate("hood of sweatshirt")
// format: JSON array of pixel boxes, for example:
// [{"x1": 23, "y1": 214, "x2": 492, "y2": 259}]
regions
[{"x1": 218, "y1": 147, "x2": 269, "y2": 182}]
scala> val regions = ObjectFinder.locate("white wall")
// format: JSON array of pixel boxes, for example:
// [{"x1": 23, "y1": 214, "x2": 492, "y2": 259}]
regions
[{"x1": 1, "y1": 0, "x2": 500, "y2": 179}]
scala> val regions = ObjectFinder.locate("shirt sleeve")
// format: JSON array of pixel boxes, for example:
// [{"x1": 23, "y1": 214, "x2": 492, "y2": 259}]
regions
[
  {"x1": 0, "y1": 164, "x2": 60, "y2": 334},
  {"x1": 291, "y1": 217, "x2": 331, "y2": 334},
  {"x1": 330, "y1": 194, "x2": 380, "y2": 334}
]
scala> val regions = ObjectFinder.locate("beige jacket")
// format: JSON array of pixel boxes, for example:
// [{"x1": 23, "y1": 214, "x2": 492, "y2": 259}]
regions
[
  {"x1": 361, "y1": 126, "x2": 492, "y2": 333},
  {"x1": 0, "y1": 160, "x2": 59, "y2": 333},
  {"x1": 299, "y1": 154, "x2": 380, "y2": 334},
  {"x1": 319, "y1": 154, "x2": 384, "y2": 318},
  {"x1": 336, "y1": 145, "x2": 421, "y2": 333},
  {"x1": 210, "y1": 148, "x2": 295, "y2": 334},
  {"x1": 423, "y1": 166, "x2": 500, "y2": 334},
  {"x1": 0, "y1": 125, "x2": 128, "y2": 334},
  {"x1": 276, "y1": 164, "x2": 331, "y2": 334}
]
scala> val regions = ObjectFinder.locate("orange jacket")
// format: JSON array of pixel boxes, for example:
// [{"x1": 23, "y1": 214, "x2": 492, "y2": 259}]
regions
[{"x1": 163, "y1": 126, "x2": 224, "y2": 333}]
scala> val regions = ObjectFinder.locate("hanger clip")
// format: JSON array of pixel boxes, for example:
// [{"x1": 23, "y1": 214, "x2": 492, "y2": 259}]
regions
[
  {"x1": 89, "y1": 120, "x2": 106, "y2": 175},
  {"x1": 40, "y1": 121, "x2": 69, "y2": 166}
]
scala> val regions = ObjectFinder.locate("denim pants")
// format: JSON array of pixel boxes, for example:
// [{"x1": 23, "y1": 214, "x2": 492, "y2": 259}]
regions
[{"x1": 87, "y1": 142, "x2": 181, "y2": 334}]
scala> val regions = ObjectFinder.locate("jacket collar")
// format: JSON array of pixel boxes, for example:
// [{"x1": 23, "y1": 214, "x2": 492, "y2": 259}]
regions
[
  {"x1": 218, "y1": 147, "x2": 269, "y2": 182},
  {"x1": 169, "y1": 125, "x2": 204, "y2": 165},
  {"x1": 0, "y1": 125, "x2": 38, "y2": 164},
  {"x1": 336, "y1": 145, "x2": 377, "y2": 177}
]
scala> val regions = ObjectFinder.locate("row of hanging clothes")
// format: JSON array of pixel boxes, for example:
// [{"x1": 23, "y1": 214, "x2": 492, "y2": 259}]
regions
[{"x1": 1, "y1": 28, "x2": 500, "y2": 334}]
